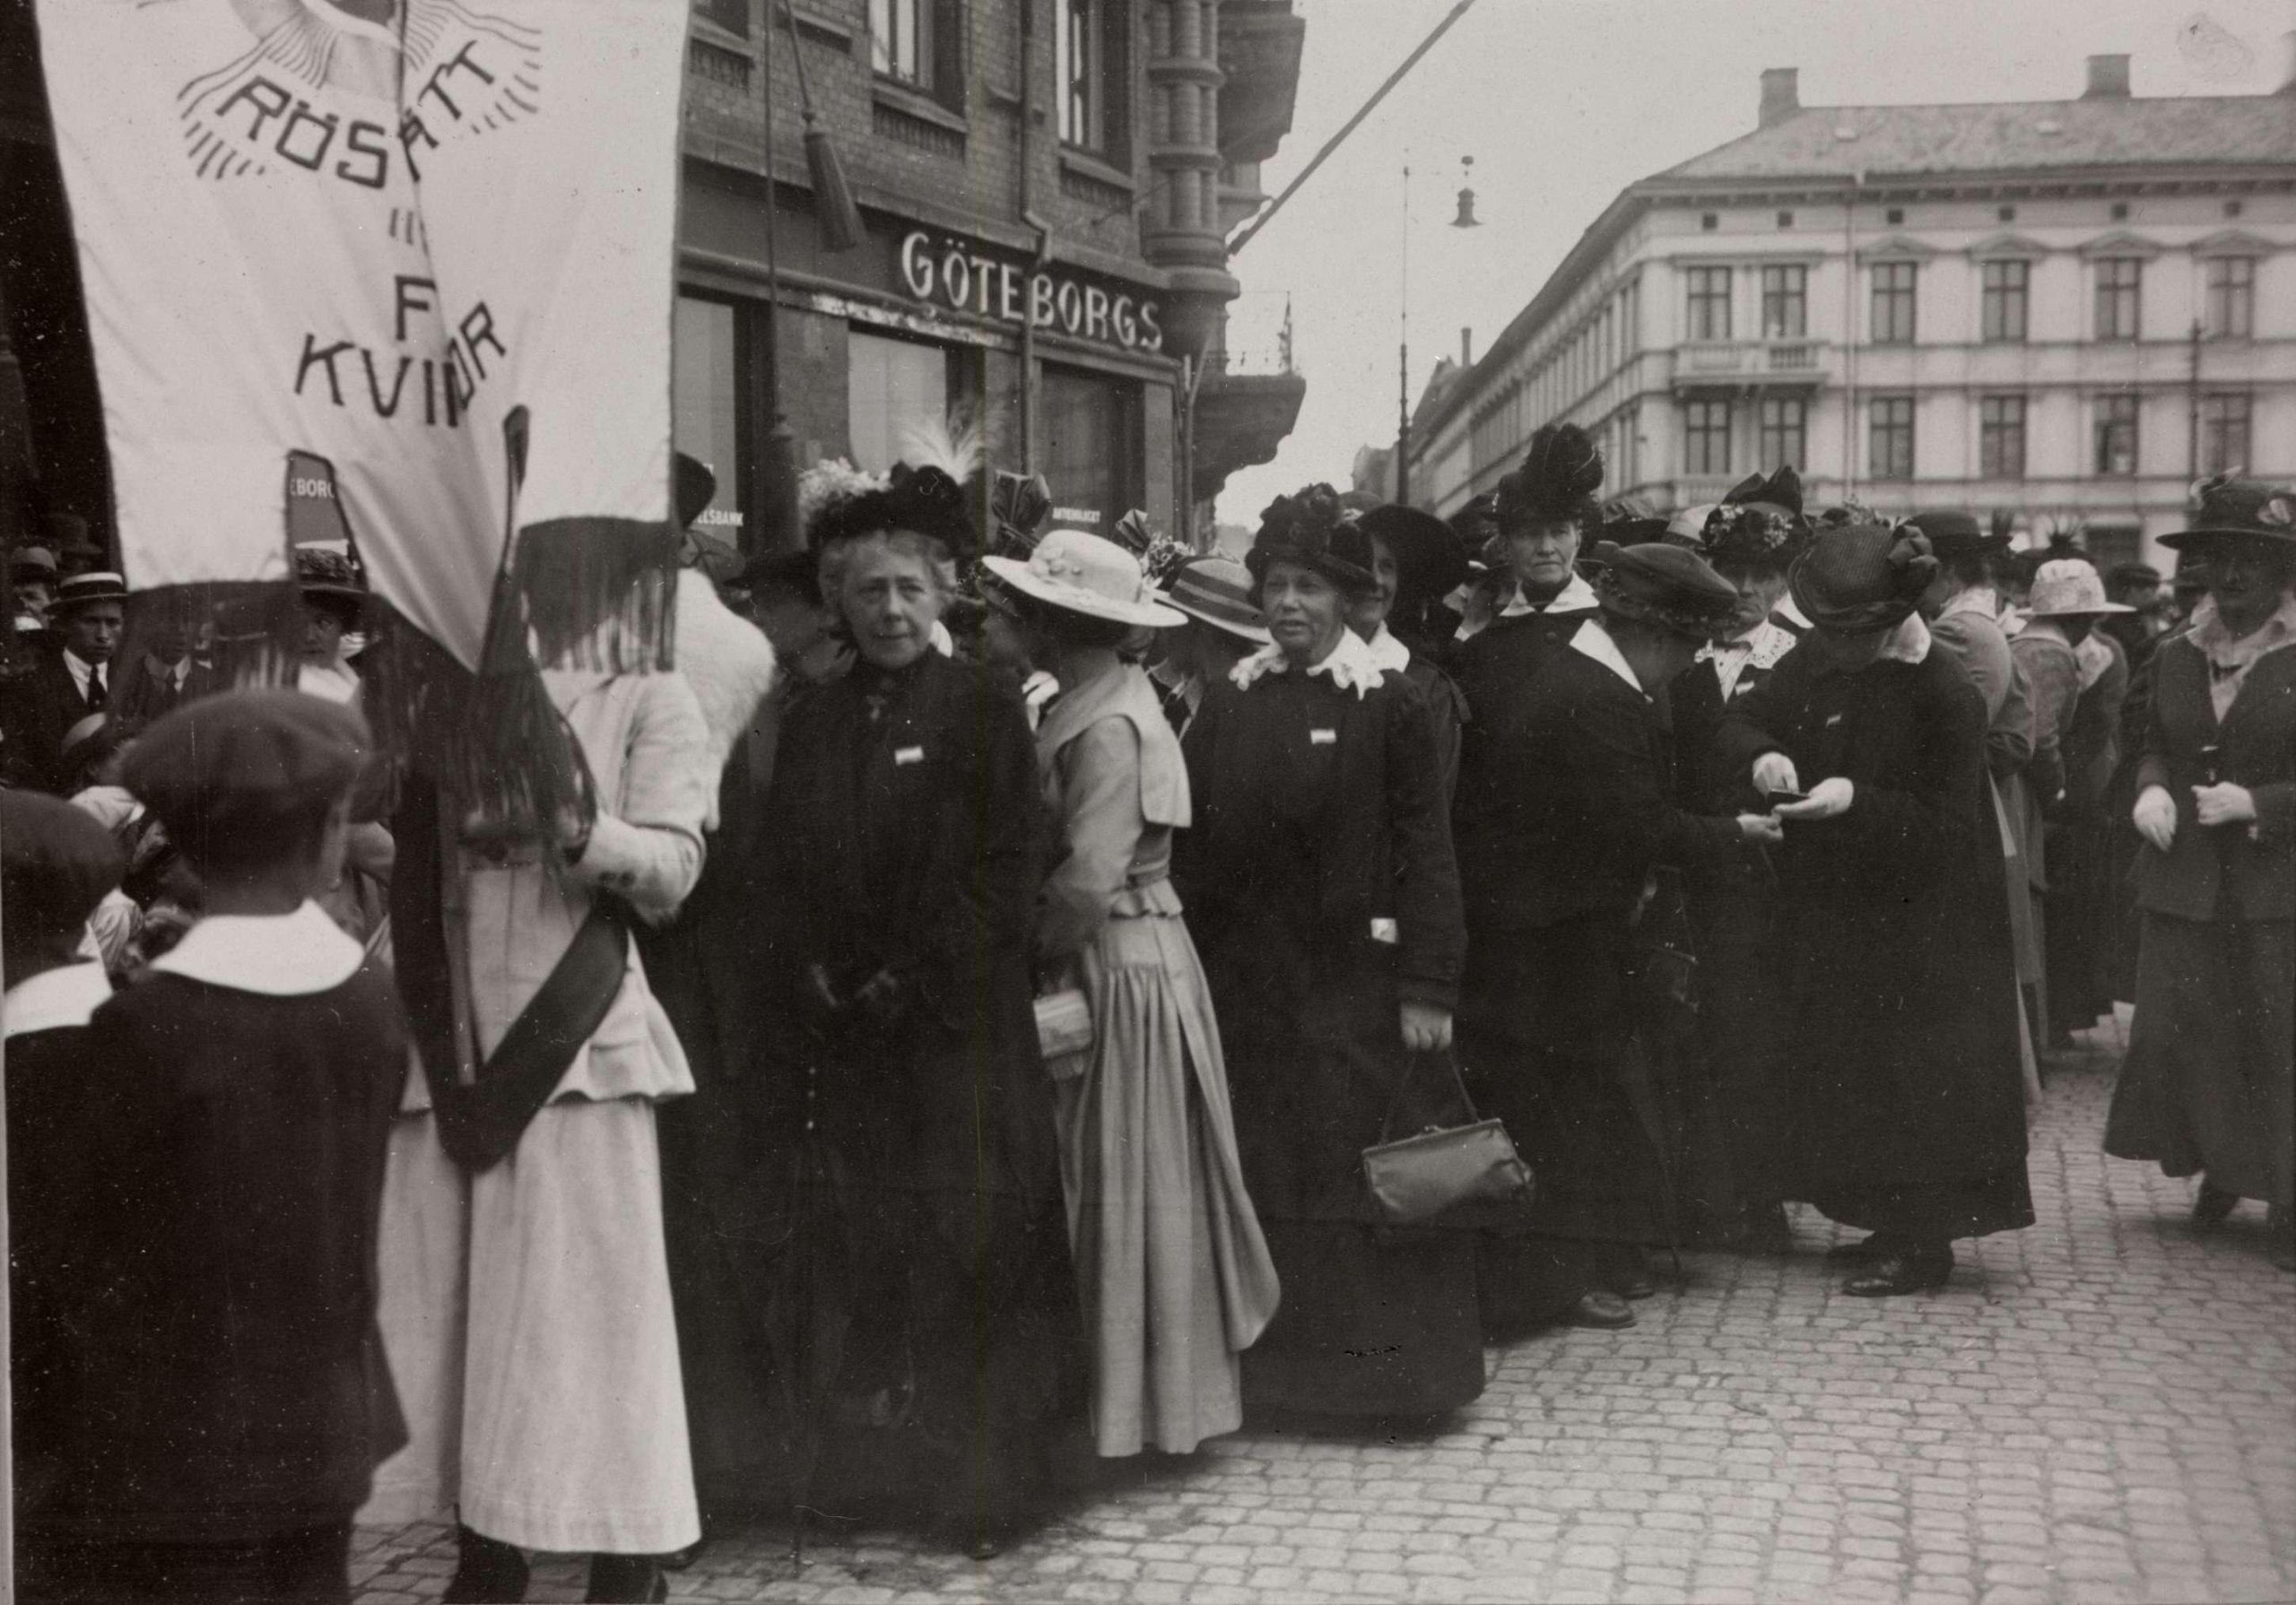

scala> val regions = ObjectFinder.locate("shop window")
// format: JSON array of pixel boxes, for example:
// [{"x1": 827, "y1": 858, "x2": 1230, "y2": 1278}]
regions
[
  {"x1": 2093, "y1": 394, "x2": 2139, "y2": 476},
  {"x1": 1869, "y1": 262, "x2": 1917, "y2": 345},
  {"x1": 2200, "y1": 394, "x2": 2252, "y2": 475},
  {"x1": 1979, "y1": 395, "x2": 2026, "y2": 481},
  {"x1": 1684, "y1": 399, "x2": 1731, "y2": 475},
  {"x1": 1757, "y1": 396, "x2": 1805, "y2": 470},
  {"x1": 674, "y1": 295, "x2": 746, "y2": 536},
  {"x1": 1868, "y1": 395, "x2": 1915, "y2": 481},
  {"x1": 848, "y1": 328, "x2": 958, "y2": 477},
  {"x1": 691, "y1": 0, "x2": 749, "y2": 34},
  {"x1": 1685, "y1": 267, "x2": 1730, "y2": 343},
  {"x1": 2094, "y1": 258, "x2": 2142, "y2": 342},
  {"x1": 1057, "y1": 0, "x2": 1131, "y2": 163},
  {"x1": 2204, "y1": 257, "x2": 2254, "y2": 340},
  {"x1": 1042, "y1": 364, "x2": 1143, "y2": 534},
  {"x1": 1759, "y1": 265, "x2": 1806, "y2": 340},
  {"x1": 872, "y1": 0, "x2": 964, "y2": 105},
  {"x1": 1980, "y1": 260, "x2": 2029, "y2": 343}
]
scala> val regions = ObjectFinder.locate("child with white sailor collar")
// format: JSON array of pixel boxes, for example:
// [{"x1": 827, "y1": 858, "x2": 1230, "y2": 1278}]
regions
[
  {"x1": 42, "y1": 690, "x2": 406, "y2": 1604},
  {"x1": 1173, "y1": 483, "x2": 1481, "y2": 1420}
]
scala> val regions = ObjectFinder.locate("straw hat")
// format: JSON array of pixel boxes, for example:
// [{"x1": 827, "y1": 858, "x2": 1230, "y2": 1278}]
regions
[
  {"x1": 2027, "y1": 559, "x2": 2134, "y2": 618},
  {"x1": 1160, "y1": 554, "x2": 1271, "y2": 645},
  {"x1": 980, "y1": 529, "x2": 1186, "y2": 629},
  {"x1": 49, "y1": 571, "x2": 127, "y2": 614}
]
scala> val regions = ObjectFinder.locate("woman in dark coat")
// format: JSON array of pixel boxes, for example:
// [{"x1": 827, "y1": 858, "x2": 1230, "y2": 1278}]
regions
[
  {"x1": 1177, "y1": 483, "x2": 1480, "y2": 1418},
  {"x1": 2106, "y1": 479, "x2": 2296, "y2": 1271},
  {"x1": 1470, "y1": 539, "x2": 1785, "y2": 1335},
  {"x1": 751, "y1": 460, "x2": 1084, "y2": 1556},
  {"x1": 1715, "y1": 522, "x2": 2033, "y2": 1296},
  {"x1": 1344, "y1": 502, "x2": 1473, "y2": 802}
]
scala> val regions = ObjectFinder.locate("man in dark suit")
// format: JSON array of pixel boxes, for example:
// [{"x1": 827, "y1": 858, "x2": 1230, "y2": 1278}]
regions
[
  {"x1": 111, "y1": 615, "x2": 218, "y2": 728},
  {"x1": 1, "y1": 571, "x2": 127, "y2": 792}
]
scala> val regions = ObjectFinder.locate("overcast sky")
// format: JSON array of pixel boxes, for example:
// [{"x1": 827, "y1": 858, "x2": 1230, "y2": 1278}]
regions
[{"x1": 1211, "y1": 0, "x2": 2296, "y2": 527}]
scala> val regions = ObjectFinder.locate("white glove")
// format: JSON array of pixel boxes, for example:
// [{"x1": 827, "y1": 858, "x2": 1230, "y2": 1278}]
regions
[
  {"x1": 1776, "y1": 776, "x2": 1855, "y2": 821},
  {"x1": 1752, "y1": 751, "x2": 1800, "y2": 798},
  {"x1": 2193, "y1": 782, "x2": 2257, "y2": 829},
  {"x1": 1737, "y1": 812, "x2": 1785, "y2": 845},
  {"x1": 2133, "y1": 785, "x2": 2178, "y2": 851}
]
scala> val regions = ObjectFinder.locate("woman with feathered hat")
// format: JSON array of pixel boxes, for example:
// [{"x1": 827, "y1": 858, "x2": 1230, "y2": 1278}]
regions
[
  {"x1": 745, "y1": 429, "x2": 1084, "y2": 1555},
  {"x1": 2105, "y1": 479, "x2": 2296, "y2": 1271},
  {"x1": 1713, "y1": 521, "x2": 2032, "y2": 1296},
  {"x1": 1176, "y1": 483, "x2": 1482, "y2": 1418}
]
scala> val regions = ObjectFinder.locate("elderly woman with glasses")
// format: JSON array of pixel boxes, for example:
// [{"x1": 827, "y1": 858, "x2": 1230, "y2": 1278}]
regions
[
  {"x1": 1176, "y1": 484, "x2": 1481, "y2": 1420},
  {"x1": 748, "y1": 459, "x2": 1084, "y2": 1557}
]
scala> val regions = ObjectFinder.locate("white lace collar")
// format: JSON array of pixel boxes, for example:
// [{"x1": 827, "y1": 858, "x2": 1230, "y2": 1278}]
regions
[
  {"x1": 1361, "y1": 624, "x2": 1413, "y2": 673},
  {"x1": 1231, "y1": 625, "x2": 1387, "y2": 699},
  {"x1": 2189, "y1": 594, "x2": 2296, "y2": 672},
  {"x1": 151, "y1": 900, "x2": 364, "y2": 996},
  {"x1": 1570, "y1": 618, "x2": 1645, "y2": 697},
  {"x1": 4, "y1": 961, "x2": 112, "y2": 1039},
  {"x1": 1501, "y1": 572, "x2": 1597, "y2": 617}
]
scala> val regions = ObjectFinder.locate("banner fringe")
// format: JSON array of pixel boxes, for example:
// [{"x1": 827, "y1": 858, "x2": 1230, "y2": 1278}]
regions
[{"x1": 511, "y1": 516, "x2": 682, "y2": 673}]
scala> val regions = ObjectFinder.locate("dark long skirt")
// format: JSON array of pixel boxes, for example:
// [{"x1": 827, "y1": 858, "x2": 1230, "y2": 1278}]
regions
[
  {"x1": 2105, "y1": 913, "x2": 2294, "y2": 1216},
  {"x1": 1242, "y1": 1221, "x2": 1483, "y2": 1418},
  {"x1": 1686, "y1": 862, "x2": 1787, "y2": 1219}
]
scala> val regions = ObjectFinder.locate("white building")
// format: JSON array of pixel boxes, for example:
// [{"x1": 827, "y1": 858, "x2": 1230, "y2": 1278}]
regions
[{"x1": 1405, "y1": 55, "x2": 2296, "y2": 568}]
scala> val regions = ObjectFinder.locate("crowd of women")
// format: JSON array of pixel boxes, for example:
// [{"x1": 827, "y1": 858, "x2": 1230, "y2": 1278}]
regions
[{"x1": 4, "y1": 417, "x2": 2290, "y2": 1601}]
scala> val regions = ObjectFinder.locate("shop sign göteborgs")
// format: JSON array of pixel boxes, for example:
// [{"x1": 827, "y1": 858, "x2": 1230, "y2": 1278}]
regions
[{"x1": 899, "y1": 231, "x2": 1165, "y2": 353}]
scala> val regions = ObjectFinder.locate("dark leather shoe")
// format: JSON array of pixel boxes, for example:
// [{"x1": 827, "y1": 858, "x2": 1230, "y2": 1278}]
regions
[
  {"x1": 1825, "y1": 1234, "x2": 1893, "y2": 1264},
  {"x1": 444, "y1": 1529, "x2": 529, "y2": 1604},
  {"x1": 1615, "y1": 1271, "x2": 1657, "y2": 1300},
  {"x1": 586, "y1": 1554, "x2": 667, "y2": 1603},
  {"x1": 1564, "y1": 1290, "x2": 1636, "y2": 1329},
  {"x1": 1843, "y1": 1248, "x2": 1953, "y2": 1297},
  {"x1": 2192, "y1": 1181, "x2": 2239, "y2": 1230}
]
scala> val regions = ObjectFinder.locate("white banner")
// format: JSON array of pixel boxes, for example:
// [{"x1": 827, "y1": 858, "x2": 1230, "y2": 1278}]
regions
[{"x1": 36, "y1": 0, "x2": 688, "y2": 673}]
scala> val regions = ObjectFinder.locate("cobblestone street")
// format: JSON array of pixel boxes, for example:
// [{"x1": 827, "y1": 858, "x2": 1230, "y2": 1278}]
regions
[{"x1": 353, "y1": 1049, "x2": 2296, "y2": 1605}]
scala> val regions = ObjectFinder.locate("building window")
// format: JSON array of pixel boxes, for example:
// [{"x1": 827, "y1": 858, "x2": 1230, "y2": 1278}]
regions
[
  {"x1": 2200, "y1": 393, "x2": 2252, "y2": 475},
  {"x1": 1685, "y1": 266, "x2": 1731, "y2": 342},
  {"x1": 1979, "y1": 395, "x2": 2026, "y2": 481},
  {"x1": 848, "y1": 327, "x2": 957, "y2": 475},
  {"x1": 1757, "y1": 396, "x2": 1805, "y2": 469},
  {"x1": 692, "y1": 0, "x2": 749, "y2": 34},
  {"x1": 1868, "y1": 395, "x2": 1914, "y2": 481},
  {"x1": 1980, "y1": 259, "x2": 2029, "y2": 343},
  {"x1": 674, "y1": 295, "x2": 745, "y2": 535},
  {"x1": 1057, "y1": 0, "x2": 1129, "y2": 160},
  {"x1": 2094, "y1": 258, "x2": 2142, "y2": 341},
  {"x1": 1684, "y1": 399, "x2": 1732, "y2": 475},
  {"x1": 1042, "y1": 364, "x2": 1143, "y2": 533},
  {"x1": 2204, "y1": 257, "x2": 2255, "y2": 340},
  {"x1": 871, "y1": 0, "x2": 932, "y2": 86},
  {"x1": 2093, "y1": 394, "x2": 2139, "y2": 476},
  {"x1": 1759, "y1": 265, "x2": 1806, "y2": 339},
  {"x1": 1869, "y1": 262, "x2": 1917, "y2": 345}
]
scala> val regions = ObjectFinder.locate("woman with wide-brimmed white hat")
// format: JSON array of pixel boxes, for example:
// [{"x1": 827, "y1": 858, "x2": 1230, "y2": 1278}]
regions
[{"x1": 983, "y1": 530, "x2": 1279, "y2": 1459}]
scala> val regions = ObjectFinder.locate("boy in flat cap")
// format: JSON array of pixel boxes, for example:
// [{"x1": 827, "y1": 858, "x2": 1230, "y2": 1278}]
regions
[
  {"x1": 37, "y1": 690, "x2": 407, "y2": 1604},
  {"x1": 4, "y1": 791, "x2": 126, "y2": 1544}
]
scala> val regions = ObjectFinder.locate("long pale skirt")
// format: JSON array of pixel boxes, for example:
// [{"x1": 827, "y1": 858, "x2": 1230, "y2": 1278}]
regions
[
  {"x1": 360, "y1": 1098, "x2": 701, "y2": 1554},
  {"x1": 1052, "y1": 911, "x2": 1280, "y2": 1458}
]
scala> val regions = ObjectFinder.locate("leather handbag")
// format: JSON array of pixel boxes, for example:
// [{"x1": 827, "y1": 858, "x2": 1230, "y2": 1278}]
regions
[
  {"x1": 1361, "y1": 1052, "x2": 1532, "y2": 1226},
  {"x1": 1034, "y1": 986, "x2": 1094, "y2": 1082}
]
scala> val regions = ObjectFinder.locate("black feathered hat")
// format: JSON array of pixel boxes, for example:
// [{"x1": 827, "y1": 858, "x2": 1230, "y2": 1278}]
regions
[
  {"x1": 1244, "y1": 483, "x2": 1378, "y2": 596},
  {"x1": 1494, "y1": 423, "x2": 1604, "y2": 535},
  {"x1": 1700, "y1": 467, "x2": 1811, "y2": 576},
  {"x1": 1788, "y1": 524, "x2": 1940, "y2": 634},
  {"x1": 805, "y1": 464, "x2": 979, "y2": 565}
]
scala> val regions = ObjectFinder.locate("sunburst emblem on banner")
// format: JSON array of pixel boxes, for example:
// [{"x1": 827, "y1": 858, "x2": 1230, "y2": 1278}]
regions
[{"x1": 170, "y1": 0, "x2": 541, "y2": 184}]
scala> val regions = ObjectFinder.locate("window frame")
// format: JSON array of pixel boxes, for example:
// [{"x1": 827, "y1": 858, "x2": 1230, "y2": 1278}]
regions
[
  {"x1": 2200, "y1": 392, "x2": 2253, "y2": 476},
  {"x1": 1757, "y1": 395, "x2": 1805, "y2": 470},
  {"x1": 1867, "y1": 395, "x2": 1915, "y2": 481},
  {"x1": 1684, "y1": 397, "x2": 1732, "y2": 476},
  {"x1": 1685, "y1": 266, "x2": 1732, "y2": 343},
  {"x1": 2093, "y1": 258, "x2": 2143, "y2": 342},
  {"x1": 1758, "y1": 264, "x2": 1806, "y2": 340},
  {"x1": 1056, "y1": 0, "x2": 1131, "y2": 163},
  {"x1": 1978, "y1": 394, "x2": 2026, "y2": 481},
  {"x1": 691, "y1": 0, "x2": 750, "y2": 36},
  {"x1": 1979, "y1": 259, "x2": 2030, "y2": 343},
  {"x1": 2092, "y1": 393, "x2": 2140, "y2": 477},
  {"x1": 2204, "y1": 256, "x2": 2255, "y2": 341},
  {"x1": 1869, "y1": 261, "x2": 1918, "y2": 346}
]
